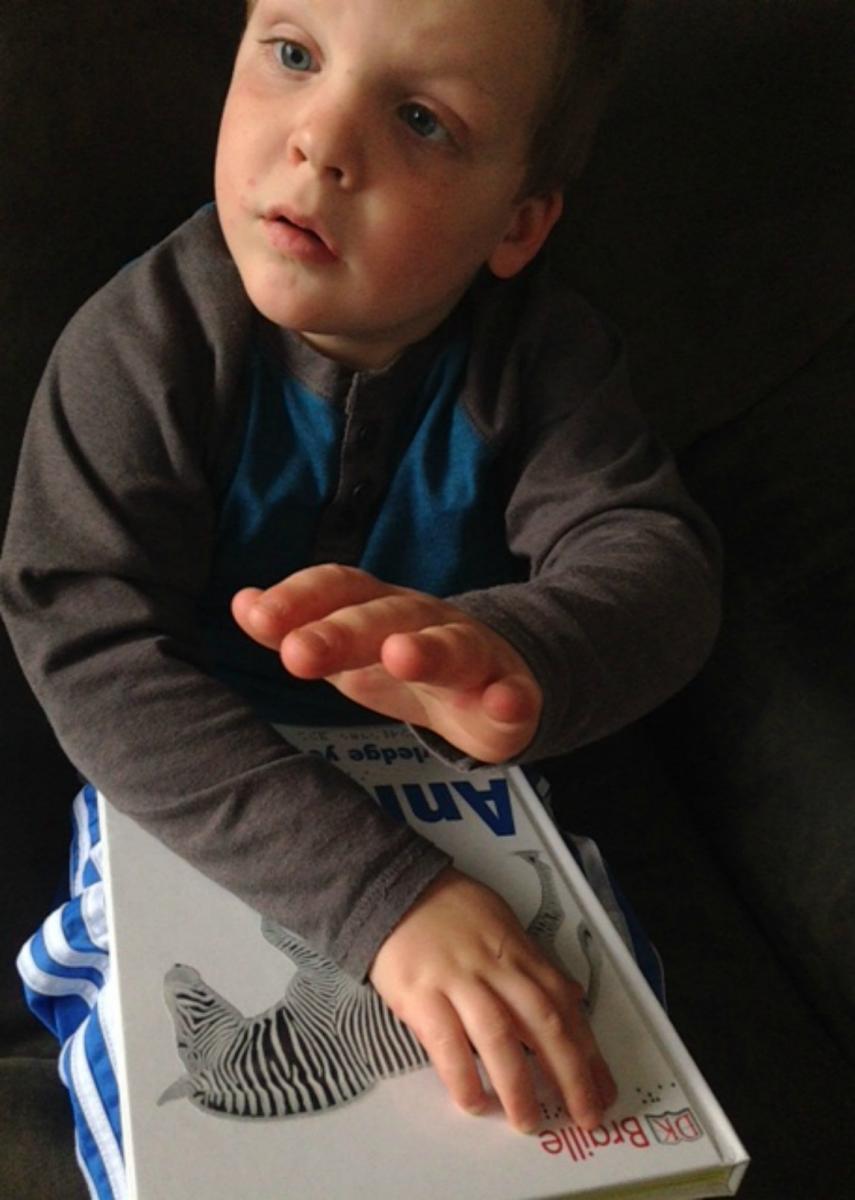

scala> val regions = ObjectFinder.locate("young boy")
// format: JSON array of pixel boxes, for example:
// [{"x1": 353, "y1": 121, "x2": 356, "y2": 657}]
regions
[{"x1": 0, "y1": 1, "x2": 721, "y2": 1196}]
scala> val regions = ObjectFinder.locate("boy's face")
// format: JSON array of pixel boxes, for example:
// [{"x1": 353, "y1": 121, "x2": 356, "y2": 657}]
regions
[{"x1": 215, "y1": 0, "x2": 562, "y2": 368}]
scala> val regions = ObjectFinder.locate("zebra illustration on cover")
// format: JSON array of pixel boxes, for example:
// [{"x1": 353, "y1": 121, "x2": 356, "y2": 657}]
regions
[{"x1": 159, "y1": 850, "x2": 603, "y2": 1120}]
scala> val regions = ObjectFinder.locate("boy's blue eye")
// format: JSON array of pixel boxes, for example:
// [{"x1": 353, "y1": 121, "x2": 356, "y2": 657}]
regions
[
  {"x1": 398, "y1": 103, "x2": 447, "y2": 143},
  {"x1": 275, "y1": 41, "x2": 315, "y2": 72}
]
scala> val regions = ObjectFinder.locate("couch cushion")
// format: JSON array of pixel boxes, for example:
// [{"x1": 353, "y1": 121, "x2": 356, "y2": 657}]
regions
[
  {"x1": 0, "y1": 0, "x2": 240, "y2": 529},
  {"x1": 552, "y1": 0, "x2": 855, "y2": 451},
  {"x1": 544, "y1": 727, "x2": 855, "y2": 1199},
  {"x1": 663, "y1": 318, "x2": 855, "y2": 1057},
  {"x1": 0, "y1": 1052, "x2": 87, "y2": 1200}
]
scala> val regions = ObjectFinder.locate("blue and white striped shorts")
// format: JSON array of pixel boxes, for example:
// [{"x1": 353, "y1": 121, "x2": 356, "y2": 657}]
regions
[
  {"x1": 17, "y1": 785, "x2": 125, "y2": 1200},
  {"x1": 17, "y1": 779, "x2": 664, "y2": 1200}
]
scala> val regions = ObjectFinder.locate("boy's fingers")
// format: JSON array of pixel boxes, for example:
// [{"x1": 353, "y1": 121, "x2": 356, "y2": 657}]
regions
[
  {"x1": 513, "y1": 974, "x2": 611, "y2": 1130},
  {"x1": 235, "y1": 568, "x2": 542, "y2": 761},
  {"x1": 231, "y1": 587, "x2": 281, "y2": 647},
  {"x1": 454, "y1": 984, "x2": 542, "y2": 1133},
  {"x1": 236, "y1": 565, "x2": 405, "y2": 643},
  {"x1": 407, "y1": 995, "x2": 489, "y2": 1117},
  {"x1": 591, "y1": 1053, "x2": 619, "y2": 1110},
  {"x1": 480, "y1": 675, "x2": 542, "y2": 727},
  {"x1": 383, "y1": 630, "x2": 541, "y2": 728},
  {"x1": 381, "y1": 624, "x2": 501, "y2": 688},
  {"x1": 281, "y1": 594, "x2": 457, "y2": 678}
]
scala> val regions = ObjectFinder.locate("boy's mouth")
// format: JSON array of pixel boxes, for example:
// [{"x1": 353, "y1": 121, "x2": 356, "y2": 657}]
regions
[{"x1": 263, "y1": 207, "x2": 339, "y2": 264}]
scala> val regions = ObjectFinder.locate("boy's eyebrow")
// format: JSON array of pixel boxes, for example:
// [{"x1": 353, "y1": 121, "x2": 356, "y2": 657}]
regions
[
  {"x1": 396, "y1": 38, "x2": 511, "y2": 113},
  {"x1": 250, "y1": 0, "x2": 313, "y2": 29},
  {"x1": 408, "y1": 65, "x2": 503, "y2": 112}
]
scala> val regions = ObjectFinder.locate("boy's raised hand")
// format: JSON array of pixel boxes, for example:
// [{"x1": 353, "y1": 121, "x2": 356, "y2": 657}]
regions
[
  {"x1": 368, "y1": 865, "x2": 617, "y2": 1133},
  {"x1": 232, "y1": 564, "x2": 542, "y2": 763}
]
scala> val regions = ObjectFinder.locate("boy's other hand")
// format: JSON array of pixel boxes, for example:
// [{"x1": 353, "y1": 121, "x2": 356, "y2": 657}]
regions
[
  {"x1": 232, "y1": 565, "x2": 542, "y2": 763},
  {"x1": 368, "y1": 866, "x2": 617, "y2": 1133}
]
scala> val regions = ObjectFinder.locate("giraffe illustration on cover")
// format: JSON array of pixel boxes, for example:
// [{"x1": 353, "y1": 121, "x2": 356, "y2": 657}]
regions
[{"x1": 159, "y1": 850, "x2": 601, "y2": 1119}]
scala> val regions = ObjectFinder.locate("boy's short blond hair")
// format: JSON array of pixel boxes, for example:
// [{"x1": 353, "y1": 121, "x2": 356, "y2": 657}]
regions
[
  {"x1": 529, "y1": 0, "x2": 625, "y2": 192},
  {"x1": 242, "y1": 0, "x2": 625, "y2": 195}
]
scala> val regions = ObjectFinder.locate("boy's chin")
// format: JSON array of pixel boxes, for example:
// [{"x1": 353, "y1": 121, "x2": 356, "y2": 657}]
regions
[{"x1": 243, "y1": 273, "x2": 465, "y2": 367}]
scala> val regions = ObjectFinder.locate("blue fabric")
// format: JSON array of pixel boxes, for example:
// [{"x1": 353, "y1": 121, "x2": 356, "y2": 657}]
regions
[
  {"x1": 18, "y1": 787, "x2": 125, "y2": 1199},
  {"x1": 526, "y1": 770, "x2": 667, "y2": 1008},
  {"x1": 600, "y1": 865, "x2": 666, "y2": 1007},
  {"x1": 22, "y1": 978, "x2": 91, "y2": 1044},
  {"x1": 60, "y1": 1034, "x2": 116, "y2": 1200},
  {"x1": 361, "y1": 341, "x2": 515, "y2": 595},
  {"x1": 84, "y1": 1006, "x2": 123, "y2": 1146}
]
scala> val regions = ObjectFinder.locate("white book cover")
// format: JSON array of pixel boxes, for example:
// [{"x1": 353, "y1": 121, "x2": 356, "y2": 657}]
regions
[{"x1": 100, "y1": 723, "x2": 749, "y2": 1199}]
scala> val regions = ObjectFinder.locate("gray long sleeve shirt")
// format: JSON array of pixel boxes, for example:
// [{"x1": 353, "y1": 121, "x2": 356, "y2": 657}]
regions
[{"x1": 0, "y1": 208, "x2": 721, "y2": 978}]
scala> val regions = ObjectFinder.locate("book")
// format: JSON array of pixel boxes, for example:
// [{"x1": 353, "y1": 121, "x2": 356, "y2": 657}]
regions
[{"x1": 100, "y1": 722, "x2": 749, "y2": 1199}]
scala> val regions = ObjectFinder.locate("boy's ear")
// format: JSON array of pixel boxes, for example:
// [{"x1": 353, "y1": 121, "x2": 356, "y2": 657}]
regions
[{"x1": 487, "y1": 190, "x2": 564, "y2": 279}]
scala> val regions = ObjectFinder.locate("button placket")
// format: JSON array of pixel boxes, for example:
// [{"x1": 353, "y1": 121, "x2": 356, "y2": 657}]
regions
[
  {"x1": 311, "y1": 382, "x2": 392, "y2": 563},
  {"x1": 354, "y1": 419, "x2": 378, "y2": 448}
]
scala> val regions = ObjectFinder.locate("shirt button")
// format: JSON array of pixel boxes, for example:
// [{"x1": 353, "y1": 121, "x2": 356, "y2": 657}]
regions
[
  {"x1": 350, "y1": 481, "x2": 370, "y2": 503},
  {"x1": 355, "y1": 421, "x2": 377, "y2": 446}
]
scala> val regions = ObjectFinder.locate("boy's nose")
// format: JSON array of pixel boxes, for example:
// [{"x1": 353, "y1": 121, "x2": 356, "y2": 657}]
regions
[{"x1": 286, "y1": 97, "x2": 363, "y2": 190}]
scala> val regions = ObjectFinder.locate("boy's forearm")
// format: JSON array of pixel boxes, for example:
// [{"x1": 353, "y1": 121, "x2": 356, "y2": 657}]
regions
[
  {"x1": 450, "y1": 457, "x2": 721, "y2": 762},
  {"x1": 450, "y1": 284, "x2": 722, "y2": 762}
]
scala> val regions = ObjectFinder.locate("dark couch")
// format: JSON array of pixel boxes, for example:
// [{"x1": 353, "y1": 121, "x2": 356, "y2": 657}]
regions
[{"x1": 1, "y1": 3, "x2": 853, "y2": 1198}]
